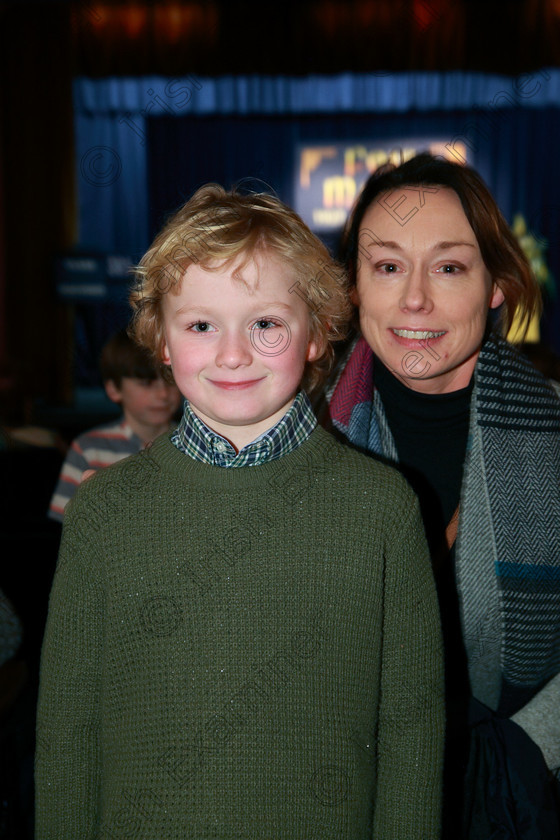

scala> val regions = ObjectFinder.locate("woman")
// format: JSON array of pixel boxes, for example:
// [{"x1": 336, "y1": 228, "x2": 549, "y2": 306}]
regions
[{"x1": 321, "y1": 154, "x2": 560, "y2": 837}]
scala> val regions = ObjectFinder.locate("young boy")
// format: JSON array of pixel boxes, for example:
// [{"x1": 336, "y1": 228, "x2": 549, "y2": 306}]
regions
[
  {"x1": 36, "y1": 186, "x2": 444, "y2": 838},
  {"x1": 49, "y1": 330, "x2": 181, "y2": 521}
]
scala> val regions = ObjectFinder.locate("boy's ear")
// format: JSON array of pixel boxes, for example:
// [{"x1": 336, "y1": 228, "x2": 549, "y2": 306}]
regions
[
  {"x1": 161, "y1": 340, "x2": 172, "y2": 366},
  {"x1": 104, "y1": 379, "x2": 123, "y2": 405},
  {"x1": 306, "y1": 338, "x2": 321, "y2": 363}
]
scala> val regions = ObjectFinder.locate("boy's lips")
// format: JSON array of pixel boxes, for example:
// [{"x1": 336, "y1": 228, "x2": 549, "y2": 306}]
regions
[{"x1": 208, "y1": 378, "x2": 265, "y2": 390}]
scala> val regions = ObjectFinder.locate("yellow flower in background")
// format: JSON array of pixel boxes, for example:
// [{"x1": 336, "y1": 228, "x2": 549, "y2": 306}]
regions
[{"x1": 507, "y1": 214, "x2": 555, "y2": 344}]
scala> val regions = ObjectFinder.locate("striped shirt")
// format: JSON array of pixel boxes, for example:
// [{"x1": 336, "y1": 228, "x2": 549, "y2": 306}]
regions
[
  {"x1": 49, "y1": 418, "x2": 144, "y2": 522},
  {"x1": 171, "y1": 392, "x2": 317, "y2": 467}
]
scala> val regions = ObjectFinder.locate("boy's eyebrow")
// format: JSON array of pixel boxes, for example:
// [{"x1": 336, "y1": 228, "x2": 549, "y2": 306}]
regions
[
  {"x1": 256, "y1": 301, "x2": 295, "y2": 311},
  {"x1": 174, "y1": 301, "x2": 296, "y2": 315},
  {"x1": 174, "y1": 304, "x2": 214, "y2": 315}
]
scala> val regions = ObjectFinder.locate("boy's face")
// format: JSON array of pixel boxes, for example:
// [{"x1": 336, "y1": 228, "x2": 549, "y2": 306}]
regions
[
  {"x1": 105, "y1": 376, "x2": 181, "y2": 436},
  {"x1": 161, "y1": 252, "x2": 319, "y2": 449}
]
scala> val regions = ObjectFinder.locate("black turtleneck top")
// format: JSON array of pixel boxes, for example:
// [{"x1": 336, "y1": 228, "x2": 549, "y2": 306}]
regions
[{"x1": 374, "y1": 356, "x2": 473, "y2": 557}]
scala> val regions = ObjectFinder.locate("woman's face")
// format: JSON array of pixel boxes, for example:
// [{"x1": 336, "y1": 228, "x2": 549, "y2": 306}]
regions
[{"x1": 353, "y1": 187, "x2": 505, "y2": 394}]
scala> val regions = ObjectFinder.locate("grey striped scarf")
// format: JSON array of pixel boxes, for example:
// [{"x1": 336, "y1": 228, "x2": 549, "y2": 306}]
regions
[{"x1": 327, "y1": 332, "x2": 560, "y2": 715}]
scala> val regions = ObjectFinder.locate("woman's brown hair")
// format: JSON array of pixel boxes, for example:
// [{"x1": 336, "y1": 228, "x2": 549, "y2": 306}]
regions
[{"x1": 341, "y1": 153, "x2": 541, "y2": 338}]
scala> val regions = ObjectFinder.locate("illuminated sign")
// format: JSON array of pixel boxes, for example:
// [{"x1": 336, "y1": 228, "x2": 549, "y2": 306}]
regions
[
  {"x1": 294, "y1": 139, "x2": 469, "y2": 232},
  {"x1": 55, "y1": 254, "x2": 133, "y2": 302}
]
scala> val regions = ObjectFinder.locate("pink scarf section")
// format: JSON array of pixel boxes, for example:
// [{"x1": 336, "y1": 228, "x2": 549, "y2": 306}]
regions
[{"x1": 329, "y1": 336, "x2": 375, "y2": 432}]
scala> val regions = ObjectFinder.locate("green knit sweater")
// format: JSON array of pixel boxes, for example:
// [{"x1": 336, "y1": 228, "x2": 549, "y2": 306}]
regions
[{"x1": 36, "y1": 426, "x2": 444, "y2": 839}]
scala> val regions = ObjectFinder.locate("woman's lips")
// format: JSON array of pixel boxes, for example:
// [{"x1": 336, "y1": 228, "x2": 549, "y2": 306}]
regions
[
  {"x1": 390, "y1": 328, "x2": 446, "y2": 348},
  {"x1": 391, "y1": 329, "x2": 446, "y2": 339}
]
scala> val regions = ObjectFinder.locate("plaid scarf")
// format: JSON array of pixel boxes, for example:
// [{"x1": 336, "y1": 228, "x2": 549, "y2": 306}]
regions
[{"x1": 327, "y1": 332, "x2": 560, "y2": 715}]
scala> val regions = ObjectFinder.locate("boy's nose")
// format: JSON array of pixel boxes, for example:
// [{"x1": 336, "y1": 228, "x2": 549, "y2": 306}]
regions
[{"x1": 215, "y1": 332, "x2": 253, "y2": 368}]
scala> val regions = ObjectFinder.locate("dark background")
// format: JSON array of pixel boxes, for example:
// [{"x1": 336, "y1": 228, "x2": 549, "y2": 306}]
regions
[
  {"x1": 2, "y1": 0, "x2": 560, "y2": 418},
  {"x1": 1, "y1": 2, "x2": 560, "y2": 837}
]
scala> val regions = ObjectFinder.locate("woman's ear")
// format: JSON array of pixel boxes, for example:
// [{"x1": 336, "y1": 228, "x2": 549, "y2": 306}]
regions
[
  {"x1": 489, "y1": 282, "x2": 506, "y2": 310},
  {"x1": 349, "y1": 285, "x2": 360, "y2": 306}
]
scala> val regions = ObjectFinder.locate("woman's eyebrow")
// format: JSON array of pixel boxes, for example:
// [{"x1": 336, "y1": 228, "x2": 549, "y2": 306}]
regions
[
  {"x1": 372, "y1": 240, "x2": 476, "y2": 251},
  {"x1": 371, "y1": 240, "x2": 401, "y2": 250},
  {"x1": 436, "y1": 241, "x2": 477, "y2": 250}
]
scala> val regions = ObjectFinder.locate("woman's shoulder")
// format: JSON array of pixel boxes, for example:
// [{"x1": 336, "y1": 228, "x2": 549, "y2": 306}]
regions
[
  {"x1": 481, "y1": 335, "x2": 560, "y2": 391},
  {"x1": 476, "y1": 334, "x2": 560, "y2": 427}
]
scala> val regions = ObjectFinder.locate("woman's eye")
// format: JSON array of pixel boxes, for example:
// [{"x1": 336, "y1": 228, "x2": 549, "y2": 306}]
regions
[
  {"x1": 438, "y1": 264, "x2": 460, "y2": 274},
  {"x1": 377, "y1": 263, "x2": 399, "y2": 274},
  {"x1": 190, "y1": 321, "x2": 214, "y2": 332}
]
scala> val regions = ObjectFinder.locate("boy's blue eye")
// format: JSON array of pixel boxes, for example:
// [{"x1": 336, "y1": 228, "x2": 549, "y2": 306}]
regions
[
  {"x1": 252, "y1": 319, "x2": 277, "y2": 330},
  {"x1": 191, "y1": 322, "x2": 212, "y2": 332}
]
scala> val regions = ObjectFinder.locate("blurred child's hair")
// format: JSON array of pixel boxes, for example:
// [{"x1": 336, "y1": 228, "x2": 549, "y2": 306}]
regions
[
  {"x1": 100, "y1": 329, "x2": 162, "y2": 388},
  {"x1": 129, "y1": 185, "x2": 351, "y2": 393}
]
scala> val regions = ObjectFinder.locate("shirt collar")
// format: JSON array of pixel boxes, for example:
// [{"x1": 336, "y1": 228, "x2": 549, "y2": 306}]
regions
[{"x1": 171, "y1": 392, "x2": 317, "y2": 467}]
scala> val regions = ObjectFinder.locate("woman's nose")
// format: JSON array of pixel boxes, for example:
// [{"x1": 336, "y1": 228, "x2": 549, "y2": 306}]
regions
[{"x1": 399, "y1": 267, "x2": 433, "y2": 313}]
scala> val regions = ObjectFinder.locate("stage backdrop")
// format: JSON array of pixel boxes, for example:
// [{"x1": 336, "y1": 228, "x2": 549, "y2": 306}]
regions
[{"x1": 73, "y1": 71, "x2": 560, "y2": 351}]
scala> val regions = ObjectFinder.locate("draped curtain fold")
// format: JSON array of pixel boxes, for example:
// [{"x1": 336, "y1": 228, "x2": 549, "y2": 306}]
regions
[{"x1": 75, "y1": 70, "x2": 560, "y2": 116}]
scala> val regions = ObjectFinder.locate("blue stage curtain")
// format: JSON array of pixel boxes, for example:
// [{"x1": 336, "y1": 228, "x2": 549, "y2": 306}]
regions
[
  {"x1": 75, "y1": 71, "x2": 560, "y2": 117},
  {"x1": 73, "y1": 72, "x2": 560, "y2": 348}
]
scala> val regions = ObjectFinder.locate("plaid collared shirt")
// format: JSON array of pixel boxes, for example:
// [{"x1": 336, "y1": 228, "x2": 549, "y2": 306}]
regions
[{"x1": 171, "y1": 392, "x2": 317, "y2": 468}]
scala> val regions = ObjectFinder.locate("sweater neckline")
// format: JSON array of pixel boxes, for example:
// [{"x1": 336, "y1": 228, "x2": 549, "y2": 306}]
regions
[{"x1": 146, "y1": 425, "x2": 338, "y2": 491}]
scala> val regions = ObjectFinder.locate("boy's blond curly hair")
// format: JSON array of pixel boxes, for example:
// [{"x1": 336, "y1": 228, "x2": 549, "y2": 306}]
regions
[{"x1": 129, "y1": 184, "x2": 351, "y2": 393}]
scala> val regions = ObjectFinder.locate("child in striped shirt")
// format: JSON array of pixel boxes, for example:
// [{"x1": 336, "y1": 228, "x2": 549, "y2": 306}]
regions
[{"x1": 49, "y1": 330, "x2": 181, "y2": 521}]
